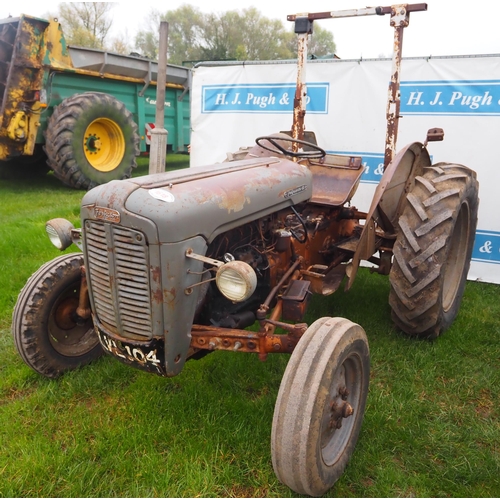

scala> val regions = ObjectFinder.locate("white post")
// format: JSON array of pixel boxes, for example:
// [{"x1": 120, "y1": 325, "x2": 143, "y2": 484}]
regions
[{"x1": 149, "y1": 21, "x2": 169, "y2": 174}]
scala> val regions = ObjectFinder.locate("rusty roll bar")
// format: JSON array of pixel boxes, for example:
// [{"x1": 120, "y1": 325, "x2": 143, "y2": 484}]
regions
[{"x1": 288, "y1": 4, "x2": 428, "y2": 167}]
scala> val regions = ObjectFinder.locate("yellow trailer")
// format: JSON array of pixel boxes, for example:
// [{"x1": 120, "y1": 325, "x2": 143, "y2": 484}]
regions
[{"x1": 0, "y1": 15, "x2": 190, "y2": 189}]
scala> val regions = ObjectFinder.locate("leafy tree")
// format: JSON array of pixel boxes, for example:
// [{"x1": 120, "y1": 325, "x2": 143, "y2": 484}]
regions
[
  {"x1": 109, "y1": 32, "x2": 133, "y2": 56},
  {"x1": 163, "y1": 5, "x2": 206, "y2": 63},
  {"x1": 135, "y1": 5, "x2": 205, "y2": 62},
  {"x1": 308, "y1": 23, "x2": 337, "y2": 58},
  {"x1": 134, "y1": 29, "x2": 160, "y2": 59},
  {"x1": 58, "y1": 2, "x2": 113, "y2": 49},
  {"x1": 134, "y1": 5, "x2": 336, "y2": 65},
  {"x1": 233, "y1": 7, "x2": 295, "y2": 61},
  {"x1": 198, "y1": 11, "x2": 236, "y2": 61},
  {"x1": 284, "y1": 22, "x2": 337, "y2": 59}
]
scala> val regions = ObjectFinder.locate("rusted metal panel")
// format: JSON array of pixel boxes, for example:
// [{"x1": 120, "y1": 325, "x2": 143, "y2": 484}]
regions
[
  {"x1": 378, "y1": 141, "x2": 431, "y2": 230},
  {"x1": 122, "y1": 157, "x2": 313, "y2": 244},
  {"x1": 301, "y1": 264, "x2": 347, "y2": 296},
  {"x1": 308, "y1": 155, "x2": 364, "y2": 207},
  {"x1": 190, "y1": 324, "x2": 302, "y2": 355},
  {"x1": 0, "y1": 16, "x2": 49, "y2": 159},
  {"x1": 345, "y1": 141, "x2": 431, "y2": 290},
  {"x1": 282, "y1": 279, "x2": 311, "y2": 321}
]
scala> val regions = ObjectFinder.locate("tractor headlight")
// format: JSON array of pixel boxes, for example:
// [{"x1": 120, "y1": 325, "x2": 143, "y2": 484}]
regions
[
  {"x1": 45, "y1": 218, "x2": 75, "y2": 250},
  {"x1": 216, "y1": 261, "x2": 257, "y2": 302}
]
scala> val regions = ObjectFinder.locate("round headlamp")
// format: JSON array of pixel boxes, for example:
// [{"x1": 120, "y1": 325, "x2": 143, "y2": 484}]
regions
[
  {"x1": 216, "y1": 261, "x2": 257, "y2": 302},
  {"x1": 45, "y1": 218, "x2": 75, "y2": 250}
]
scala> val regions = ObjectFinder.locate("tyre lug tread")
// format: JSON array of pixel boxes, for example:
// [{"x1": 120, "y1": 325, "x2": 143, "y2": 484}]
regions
[{"x1": 389, "y1": 164, "x2": 479, "y2": 338}]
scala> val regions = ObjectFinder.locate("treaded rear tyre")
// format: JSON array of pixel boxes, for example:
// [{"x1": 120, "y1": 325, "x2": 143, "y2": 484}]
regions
[
  {"x1": 44, "y1": 92, "x2": 140, "y2": 190},
  {"x1": 389, "y1": 163, "x2": 479, "y2": 339},
  {"x1": 12, "y1": 253, "x2": 103, "y2": 378},
  {"x1": 271, "y1": 317, "x2": 370, "y2": 496}
]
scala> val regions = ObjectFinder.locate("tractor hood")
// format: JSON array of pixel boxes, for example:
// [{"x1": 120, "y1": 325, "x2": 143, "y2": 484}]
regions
[
  {"x1": 80, "y1": 156, "x2": 313, "y2": 377},
  {"x1": 81, "y1": 157, "x2": 313, "y2": 244}
]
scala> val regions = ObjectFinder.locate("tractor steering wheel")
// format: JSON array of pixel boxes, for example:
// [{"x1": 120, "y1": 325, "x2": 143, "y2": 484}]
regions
[{"x1": 255, "y1": 135, "x2": 326, "y2": 159}]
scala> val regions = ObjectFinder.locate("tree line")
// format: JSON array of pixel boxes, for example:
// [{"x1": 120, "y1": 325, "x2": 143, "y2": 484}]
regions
[{"x1": 51, "y1": 2, "x2": 336, "y2": 65}]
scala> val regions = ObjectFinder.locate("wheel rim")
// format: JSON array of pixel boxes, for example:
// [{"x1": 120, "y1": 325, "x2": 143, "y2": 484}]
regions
[
  {"x1": 48, "y1": 281, "x2": 99, "y2": 357},
  {"x1": 442, "y1": 202, "x2": 470, "y2": 312},
  {"x1": 320, "y1": 354, "x2": 363, "y2": 466},
  {"x1": 83, "y1": 118, "x2": 125, "y2": 172}
]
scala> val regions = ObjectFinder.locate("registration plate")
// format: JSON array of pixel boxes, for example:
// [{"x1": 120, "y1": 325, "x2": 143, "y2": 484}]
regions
[{"x1": 96, "y1": 326, "x2": 166, "y2": 376}]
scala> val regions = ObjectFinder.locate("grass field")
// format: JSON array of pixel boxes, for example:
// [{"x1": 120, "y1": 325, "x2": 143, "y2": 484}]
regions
[{"x1": 0, "y1": 155, "x2": 499, "y2": 497}]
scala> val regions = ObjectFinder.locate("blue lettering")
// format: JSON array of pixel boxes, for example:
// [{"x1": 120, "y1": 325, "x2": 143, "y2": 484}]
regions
[
  {"x1": 401, "y1": 81, "x2": 500, "y2": 115},
  {"x1": 202, "y1": 83, "x2": 329, "y2": 114}
]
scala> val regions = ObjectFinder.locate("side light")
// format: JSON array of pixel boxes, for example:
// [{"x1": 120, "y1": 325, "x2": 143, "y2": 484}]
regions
[
  {"x1": 45, "y1": 218, "x2": 75, "y2": 250},
  {"x1": 216, "y1": 261, "x2": 257, "y2": 302}
]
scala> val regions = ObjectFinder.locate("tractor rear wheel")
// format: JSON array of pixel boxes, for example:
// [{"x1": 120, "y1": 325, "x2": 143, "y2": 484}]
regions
[
  {"x1": 389, "y1": 164, "x2": 479, "y2": 339},
  {"x1": 44, "y1": 92, "x2": 140, "y2": 190},
  {"x1": 12, "y1": 253, "x2": 103, "y2": 378},
  {"x1": 271, "y1": 317, "x2": 369, "y2": 496}
]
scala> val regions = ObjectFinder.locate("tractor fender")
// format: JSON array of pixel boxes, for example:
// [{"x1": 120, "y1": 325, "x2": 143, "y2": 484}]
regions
[{"x1": 346, "y1": 142, "x2": 431, "y2": 290}]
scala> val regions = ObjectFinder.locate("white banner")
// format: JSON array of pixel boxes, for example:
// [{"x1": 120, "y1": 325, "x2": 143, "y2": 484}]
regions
[{"x1": 191, "y1": 56, "x2": 500, "y2": 284}]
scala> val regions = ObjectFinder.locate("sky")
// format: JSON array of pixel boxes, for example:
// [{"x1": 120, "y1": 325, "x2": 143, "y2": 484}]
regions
[{"x1": 1, "y1": 0, "x2": 499, "y2": 59}]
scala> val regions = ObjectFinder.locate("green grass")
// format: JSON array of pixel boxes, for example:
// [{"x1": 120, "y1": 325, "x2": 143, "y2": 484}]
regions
[{"x1": 1, "y1": 156, "x2": 499, "y2": 497}]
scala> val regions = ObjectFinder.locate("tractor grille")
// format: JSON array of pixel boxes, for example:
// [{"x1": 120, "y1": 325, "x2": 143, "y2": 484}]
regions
[{"x1": 85, "y1": 220, "x2": 153, "y2": 340}]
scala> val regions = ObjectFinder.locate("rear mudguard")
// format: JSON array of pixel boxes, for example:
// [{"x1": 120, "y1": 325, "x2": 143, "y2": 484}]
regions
[{"x1": 346, "y1": 142, "x2": 431, "y2": 290}]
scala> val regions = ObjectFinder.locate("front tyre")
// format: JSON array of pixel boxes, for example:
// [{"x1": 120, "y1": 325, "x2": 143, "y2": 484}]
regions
[
  {"x1": 271, "y1": 317, "x2": 370, "y2": 496},
  {"x1": 389, "y1": 164, "x2": 479, "y2": 339},
  {"x1": 12, "y1": 253, "x2": 103, "y2": 378},
  {"x1": 44, "y1": 92, "x2": 140, "y2": 190}
]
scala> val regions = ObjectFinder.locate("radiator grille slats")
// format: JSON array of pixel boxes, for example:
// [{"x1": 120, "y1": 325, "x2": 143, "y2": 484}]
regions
[{"x1": 85, "y1": 221, "x2": 153, "y2": 340}]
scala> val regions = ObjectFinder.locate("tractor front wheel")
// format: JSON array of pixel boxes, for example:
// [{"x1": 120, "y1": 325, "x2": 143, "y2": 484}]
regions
[
  {"x1": 271, "y1": 317, "x2": 370, "y2": 496},
  {"x1": 12, "y1": 253, "x2": 103, "y2": 378}
]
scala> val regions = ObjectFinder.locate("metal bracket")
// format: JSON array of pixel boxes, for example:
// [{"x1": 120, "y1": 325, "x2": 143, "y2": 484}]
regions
[
  {"x1": 390, "y1": 4, "x2": 410, "y2": 27},
  {"x1": 139, "y1": 61, "x2": 153, "y2": 96},
  {"x1": 185, "y1": 248, "x2": 223, "y2": 267}
]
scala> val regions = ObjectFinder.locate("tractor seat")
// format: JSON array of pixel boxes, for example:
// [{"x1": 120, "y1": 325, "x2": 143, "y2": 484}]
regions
[{"x1": 308, "y1": 154, "x2": 364, "y2": 206}]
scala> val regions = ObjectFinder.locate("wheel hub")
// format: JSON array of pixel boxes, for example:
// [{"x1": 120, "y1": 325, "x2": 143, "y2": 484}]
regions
[
  {"x1": 329, "y1": 387, "x2": 354, "y2": 430},
  {"x1": 54, "y1": 297, "x2": 78, "y2": 331},
  {"x1": 85, "y1": 135, "x2": 102, "y2": 154},
  {"x1": 319, "y1": 356, "x2": 364, "y2": 468},
  {"x1": 48, "y1": 283, "x2": 96, "y2": 355}
]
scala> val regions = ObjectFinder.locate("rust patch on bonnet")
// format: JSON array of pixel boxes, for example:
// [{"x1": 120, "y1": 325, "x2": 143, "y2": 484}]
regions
[
  {"x1": 152, "y1": 288, "x2": 163, "y2": 305},
  {"x1": 217, "y1": 186, "x2": 250, "y2": 213},
  {"x1": 151, "y1": 266, "x2": 163, "y2": 305},
  {"x1": 151, "y1": 266, "x2": 161, "y2": 284},
  {"x1": 164, "y1": 287, "x2": 177, "y2": 305}
]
